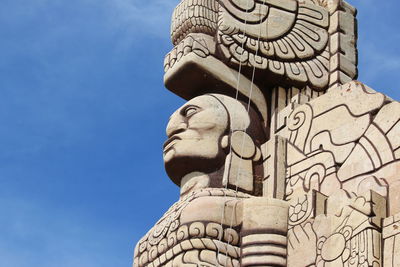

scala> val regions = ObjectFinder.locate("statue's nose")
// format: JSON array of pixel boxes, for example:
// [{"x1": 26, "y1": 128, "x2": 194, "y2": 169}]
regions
[{"x1": 166, "y1": 116, "x2": 187, "y2": 138}]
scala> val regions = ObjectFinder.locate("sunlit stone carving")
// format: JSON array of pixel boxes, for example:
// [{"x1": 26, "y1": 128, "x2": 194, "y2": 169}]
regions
[
  {"x1": 165, "y1": 0, "x2": 357, "y2": 94},
  {"x1": 134, "y1": 95, "x2": 289, "y2": 266},
  {"x1": 163, "y1": 94, "x2": 267, "y2": 195},
  {"x1": 133, "y1": 0, "x2": 400, "y2": 266}
]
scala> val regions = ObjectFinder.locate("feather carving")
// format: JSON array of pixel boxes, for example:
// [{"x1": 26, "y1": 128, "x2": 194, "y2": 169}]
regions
[{"x1": 167, "y1": 0, "x2": 357, "y2": 90}]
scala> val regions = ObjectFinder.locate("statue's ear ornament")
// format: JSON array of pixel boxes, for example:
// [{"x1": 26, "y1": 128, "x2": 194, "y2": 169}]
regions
[
  {"x1": 222, "y1": 130, "x2": 263, "y2": 193},
  {"x1": 230, "y1": 130, "x2": 262, "y2": 162}
]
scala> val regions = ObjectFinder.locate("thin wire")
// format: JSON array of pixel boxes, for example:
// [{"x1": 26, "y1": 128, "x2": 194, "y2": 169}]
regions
[
  {"x1": 222, "y1": 0, "x2": 267, "y2": 264},
  {"x1": 215, "y1": 0, "x2": 254, "y2": 265}
]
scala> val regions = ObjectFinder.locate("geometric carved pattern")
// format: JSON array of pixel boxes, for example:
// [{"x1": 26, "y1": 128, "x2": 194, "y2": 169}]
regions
[
  {"x1": 288, "y1": 189, "x2": 386, "y2": 267},
  {"x1": 285, "y1": 81, "x2": 399, "y2": 207},
  {"x1": 167, "y1": 0, "x2": 357, "y2": 92},
  {"x1": 218, "y1": 1, "x2": 330, "y2": 89},
  {"x1": 328, "y1": 1, "x2": 358, "y2": 88},
  {"x1": 282, "y1": 81, "x2": 399, "y2": 266},
  {"x1": 241, "y1": 230, "x2": 287, "y2": 266},
  {"x1": 134, "y1": 188, "x2": 249, "y2": 266}
]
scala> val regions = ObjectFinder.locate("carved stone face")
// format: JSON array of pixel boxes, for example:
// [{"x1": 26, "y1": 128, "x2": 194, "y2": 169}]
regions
[{"x1": 163, "y1": 95, "x2": 229, "y2": 185}]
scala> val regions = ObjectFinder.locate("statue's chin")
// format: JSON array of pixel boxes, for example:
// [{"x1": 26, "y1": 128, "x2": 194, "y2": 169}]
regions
[
  {"x1": 164, "y1": 155, "x2": 195, "y2": 186},
  {"x1": 164, "y1": 155, "x2": 225, "y2": 186}
]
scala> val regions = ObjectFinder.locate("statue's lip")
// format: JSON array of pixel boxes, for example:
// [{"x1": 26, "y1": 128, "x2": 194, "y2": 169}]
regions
[{"x1": 163, "y1": 136, "x2": 181, "y2": 152}]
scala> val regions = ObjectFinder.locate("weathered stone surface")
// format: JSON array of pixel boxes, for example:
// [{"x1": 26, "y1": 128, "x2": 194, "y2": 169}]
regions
[
  {"x1": 383, "y1": 213, "x2": 400, "y2": 267},
  {"x1": 166, "y1": 0, "x2": 357, "y2": 93},
  {"x1": 262, "y1": 135, "x2": 286, "y2": 199},
  {"x1": 133, "y1": 0, "x2": 399, "y2": 266},
  {"x1": 241, "y1": 198, "x2": 288, "y2": 266},
  {"x1": 163, "y1": 94, "x2": 267, "y2": 195}
]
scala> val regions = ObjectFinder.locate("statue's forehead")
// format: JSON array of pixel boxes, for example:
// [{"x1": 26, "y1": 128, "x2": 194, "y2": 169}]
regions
[
  {"x1": 174, "y1": 95, "x2": 225, "y2": 114},
  {"x1": 169, "y1": 95, "x2": 224, "y2": 120},
  {"x1": 186, "y1": 95, "x2": 223, "y2": 108}
]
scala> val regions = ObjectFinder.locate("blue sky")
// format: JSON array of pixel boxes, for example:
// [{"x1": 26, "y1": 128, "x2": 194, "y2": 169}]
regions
[{"x1": 0, "y1": 0, "x2": 399, "y2": 266}]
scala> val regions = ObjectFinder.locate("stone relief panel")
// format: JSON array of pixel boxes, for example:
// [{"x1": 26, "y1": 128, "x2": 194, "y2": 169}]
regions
[
  {"x1": 287, "y1": 189, "x2": 387, "y2": 267},
  {"x1": 284, "y1": 81, "x2": 400, "y2": 226},
  {"x1": 165, "y1": 0, "x2": 357, "y2": 95},
  {"x1": 274, "y1": 81, "x2": 400, "y2": 266}
]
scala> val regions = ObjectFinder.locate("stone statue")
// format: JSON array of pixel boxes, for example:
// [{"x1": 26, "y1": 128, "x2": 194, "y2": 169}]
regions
[
  {"x1": 133, "y1": 0, "x2": 400, "y2": 266},
  {"x1": 164, "y1": 94, "x2": 266, "y2": 196},
  {"x1": 134, "y1": 94, "x2": 289, "y2": 266}
]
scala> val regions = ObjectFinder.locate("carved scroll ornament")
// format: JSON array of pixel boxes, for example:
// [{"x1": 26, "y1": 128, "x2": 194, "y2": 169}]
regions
[
  {"x1": 165, "y1": 0, "x2": 357, "y2": 94},
  {"x1": 133, "y1": 0, "x2": 400, "y2": 266}
]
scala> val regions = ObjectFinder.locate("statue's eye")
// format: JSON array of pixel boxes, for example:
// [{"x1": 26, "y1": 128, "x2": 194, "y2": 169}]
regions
[{"x1": 184, "y1": 106, "x2": 198, "y2": 117}]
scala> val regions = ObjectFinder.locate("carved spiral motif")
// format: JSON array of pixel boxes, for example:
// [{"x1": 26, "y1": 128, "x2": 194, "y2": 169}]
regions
[
  {"x1": 177, "y1": 224, "x2": 189, "y2": 241},
  {"x1": 206, "y1": 222, "x2": 223, "y2": 240},
  {"x1": 167, "y1": 230, "x2": 177, "y2": 247},
  {"x1": 288, "y1": 105, "x2": 312, "y2": 131},
  {"x1": 157, "y1": 238, "x2": 168, "y2": 255},
  {"x1": 224, "y1": 227, "x2": 240, "y2": 245},
  {"x1": 288, "y1": 103, "x2": 313, "y2": 151},
  {"x1": 189, "y1": 221, "x2": 206, "y2": 237}
]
